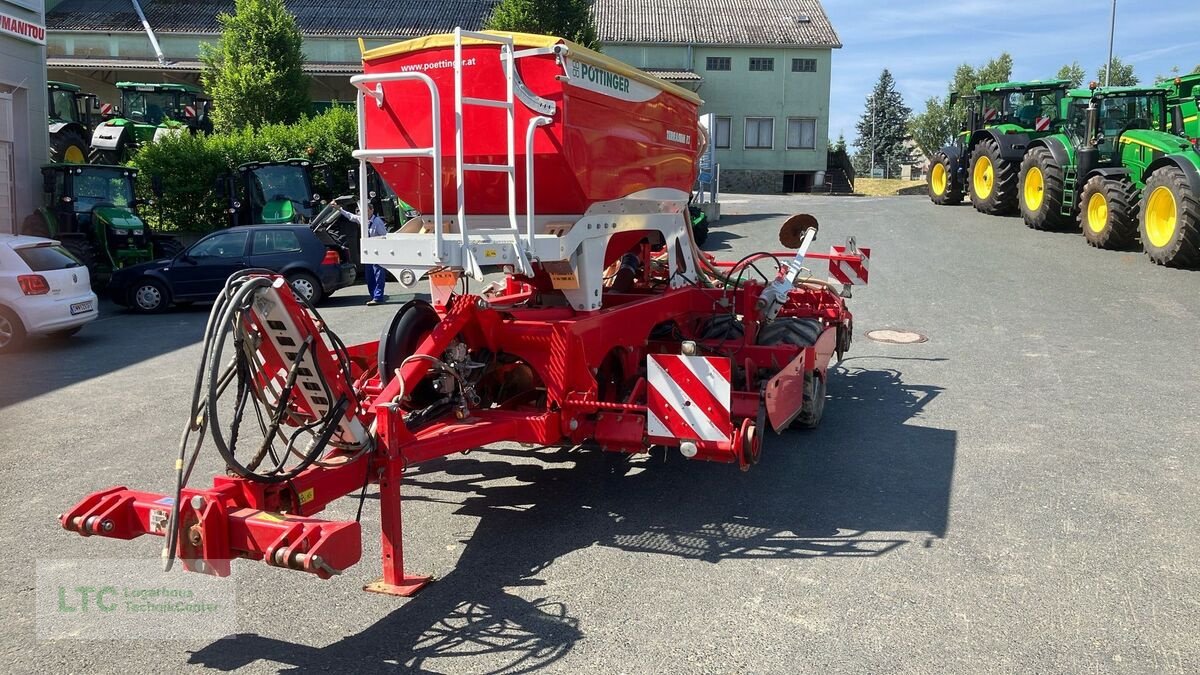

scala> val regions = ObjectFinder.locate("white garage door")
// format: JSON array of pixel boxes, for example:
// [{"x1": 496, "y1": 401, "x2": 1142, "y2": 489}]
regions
[{"x1": 0, "y1": 94, "x2": 13, "y2": 234}]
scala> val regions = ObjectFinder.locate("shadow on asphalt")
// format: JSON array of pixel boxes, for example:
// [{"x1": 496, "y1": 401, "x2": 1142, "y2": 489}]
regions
[
  {"x1": 187, "y1": 364, "x2": 954, "y2": 674},
  {"x1": 0, "y1": 299, "x2": 211, "y2": 410}
]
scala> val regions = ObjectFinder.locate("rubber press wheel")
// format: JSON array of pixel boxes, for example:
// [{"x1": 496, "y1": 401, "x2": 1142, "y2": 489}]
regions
[
  {"x1": 969, "y1": 139, "x2": 1018, "y2": 215},
  {"x1": 757, "y1": 318, "x2": 826, "y2": 429},
  {"x1": 1019, "y1": 147, "x2": 1071, "y2": 231},
  {"x1": 928, "y1": 151, "x2": 962, "y2": 205},
  {"x1": 1140, "y1": 165, "x2": 1200, "y2": 268},
  {"x1": 378, "y1": 299, "x2": 441, "y2": 407},
  {"x1": 1079, "y1": 175, "x2": 1139, "y2": 250}
]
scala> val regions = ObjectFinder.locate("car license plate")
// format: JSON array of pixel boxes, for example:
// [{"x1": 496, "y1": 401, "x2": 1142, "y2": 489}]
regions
[{"x1": 70, "y1": 300, "x2": 93, "y2": 315}]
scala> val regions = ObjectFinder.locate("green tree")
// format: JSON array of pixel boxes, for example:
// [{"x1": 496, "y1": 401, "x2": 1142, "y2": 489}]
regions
[
  {"x1": 1056, "y1": 61, "x2": 1086, "y2": 88},
  {"x1": 830, "y1": 133, "x2": 847, "y2": 153},
  {"x1": 853, "y1": 69, "x2": 916, "y2": 177},
  {"x1": 486, "y1": 0, "x2": 599, "y2": 50},
  {"x1": 1194, "y1": 64, "x2": 1200, "y2": 74},
  {"x1": 200, "y1": 0, "x2": 309, "y2": 132},
  {"x1": 1097, "y1": 57, "x2": 1138, "y2": 86},
  {"x1": 907, "y1": 53, "x2": 1013, "y2": 159}
]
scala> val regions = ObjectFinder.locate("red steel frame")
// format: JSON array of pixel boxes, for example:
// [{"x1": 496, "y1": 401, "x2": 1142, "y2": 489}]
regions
[{"x1": 60, "y1": 246, "x2": 856, "y2": 595}]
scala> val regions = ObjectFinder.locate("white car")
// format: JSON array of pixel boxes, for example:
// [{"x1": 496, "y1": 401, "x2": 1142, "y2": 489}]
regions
[{"x1": 0, "y1": 234, "x2": 98, "y2": 353}]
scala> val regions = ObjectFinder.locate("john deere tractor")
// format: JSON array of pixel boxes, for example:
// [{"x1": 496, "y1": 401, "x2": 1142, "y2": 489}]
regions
[
  {"x1": 20, "y1": 164, "x2": 182, "y2": 282},
  {"x1": 928, "y1": 79, "x2": 1072, "y2": 214},
  {"x1": 217, "y1": 159, "x2": 333, "y2": 226},
  {"x1": 1015, "y1": 84, "x2": 1200, "y2": 267},
  {"x1": 1159, "y1": 72, "x2": 1199, "y2": 140},
  {"x1": 46, "y1": 81, "x2": 100, "y2": 164},
  {"x1": 89, "y1": 82, "x2": 212, "y2": 164}
]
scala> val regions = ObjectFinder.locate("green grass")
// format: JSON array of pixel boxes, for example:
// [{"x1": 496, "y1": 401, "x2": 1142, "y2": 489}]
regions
[{"x1": 854, "y1": 178, "x2": 928, "y2": 197}]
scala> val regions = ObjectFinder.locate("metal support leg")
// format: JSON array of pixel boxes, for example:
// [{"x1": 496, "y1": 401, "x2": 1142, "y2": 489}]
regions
[{"x1": 363, "y1": 407, "x2": 432, "y2": 596}]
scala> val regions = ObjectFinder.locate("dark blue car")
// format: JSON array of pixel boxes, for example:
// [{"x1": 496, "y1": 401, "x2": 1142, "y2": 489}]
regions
[{"x1": 109, "y1": 225, "x2": 356, "y2": 313}]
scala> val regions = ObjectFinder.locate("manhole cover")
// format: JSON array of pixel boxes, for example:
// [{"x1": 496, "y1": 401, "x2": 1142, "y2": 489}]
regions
[{"x1": 866, "y1": 329, "x2": 928, "y2": 344}]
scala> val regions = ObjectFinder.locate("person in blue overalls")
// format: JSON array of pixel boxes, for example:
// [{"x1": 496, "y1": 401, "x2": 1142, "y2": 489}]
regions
[{"x1": 340, "y1": 203, "x2": 388, "y2": 305}]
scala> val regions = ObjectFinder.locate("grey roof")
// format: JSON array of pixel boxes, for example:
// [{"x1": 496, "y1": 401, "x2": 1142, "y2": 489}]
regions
[
  {"x1": 644, "y1": 69, "x2": 702, "y2": 82},
  {"x1": 46, "y1": 0, "x2": 498, "y2": 37},
  {"x1": 47, "y1": 0, "x2": 839, "y2": 47},
  {"x1": 593, "y1": 0, "x2": 840, "y2": 47}
]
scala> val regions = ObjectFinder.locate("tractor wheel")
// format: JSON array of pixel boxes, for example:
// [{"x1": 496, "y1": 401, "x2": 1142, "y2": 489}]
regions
[
  {"x1": 1079, "y1": 175, "x2": 1139, "y2": 250},
  {"x1": 0, "y1": 306, "x2": 26, "y2": 354},
  {"x1": 129, "y1": 277, "x2": 170, "y2": 313},
  {"x1": 757, "y1": 318, "x2": 827, "y2": 429},
  {"x1": 49, "y1": 129, "x2": 89, "y2": 164},
  {"x1": 20, "y1": 212, "x2": 51, "y2": 238},
  {"x1": 1019, "y1": 147, "x2": 1072, "y2": 231},
  {"x1": 151, "y1": 235, "x2": 184, "y2": 259},
  {"x1": 927, "y1": 151, "x2": 962, "y2": 205},
  {"x1": 968, "y1": 139, "x2": 1018, "y2": 215},
  {"x1": 286, "y1": 272, "x2": 323, "y2": 306},
  {"x1": 59, "y1": 238, "x2": 97, "y2": 277},
  {"x1": 1139, "y1": 165, "x2": 1200, "y2": 268}
]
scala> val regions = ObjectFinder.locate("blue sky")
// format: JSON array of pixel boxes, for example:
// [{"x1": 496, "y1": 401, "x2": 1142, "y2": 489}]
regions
[{"x1": 821, "y1": 0, "x2": 1200, "y2": 149}]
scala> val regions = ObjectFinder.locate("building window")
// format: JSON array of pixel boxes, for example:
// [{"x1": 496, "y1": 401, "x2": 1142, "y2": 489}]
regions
[
  {"x1": 745, "y1": 117, "x2": 774, "y2": 149},
  {"x1": 787, "y1": 118, "x2": 816, "y2": 149},
  {"x1": 706, "y1": 57, "x2": 731, "y2": 71},
  {"x1": 792, "y1": 58, "x2": 817, "y2": 73},
  {"x1": 714, "y1": 116, "x2": 731, "y2": 149},
  {"x1": 749, "y1": 57, "x2": 775, "y2": 72}
]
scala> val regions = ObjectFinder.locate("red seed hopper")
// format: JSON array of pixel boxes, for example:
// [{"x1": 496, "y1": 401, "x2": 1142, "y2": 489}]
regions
[{"x1": 358, "y1": 31, "x2": 704, "y2": 216}]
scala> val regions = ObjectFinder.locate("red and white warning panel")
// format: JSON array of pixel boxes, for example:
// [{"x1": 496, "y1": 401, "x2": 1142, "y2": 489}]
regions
[
  {"x1": 646, "y1": 354, "x2": 733, "y2": 441},
  {"x1": 100, "y1": 102, "x2": 113, "y2": 116},
  {"x1": 1035, "y1": 116, "x2": 1052, "y2": 131},
  {"x1": 184, "y1": 105, "x2": 197, "y2": 118},
  {"x1": 827, "y1": 245, "x2": 870, "y2": 285}
]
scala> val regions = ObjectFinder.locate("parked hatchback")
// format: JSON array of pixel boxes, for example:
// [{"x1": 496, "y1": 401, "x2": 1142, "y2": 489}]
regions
[
  {"x1": 0, "y1": 235, "x2": 98, "y2": 353},
  {"x1": 108, "y1": 225, "x2": 355, "y2": 313}
]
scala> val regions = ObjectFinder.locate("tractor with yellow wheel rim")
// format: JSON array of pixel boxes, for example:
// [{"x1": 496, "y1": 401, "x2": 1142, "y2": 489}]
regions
[
  {"x1": 928, "y1": 80, "x2": 1071, "y2": 214},
  {"x1": 1017, "y1": 84, "x2": 1200, "y2": 266},
  {"x1": 47, "y1": 81, "x2": 101, "y2": 164}
]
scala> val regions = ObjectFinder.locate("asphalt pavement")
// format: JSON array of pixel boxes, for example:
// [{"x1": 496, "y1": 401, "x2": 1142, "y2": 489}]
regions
[{"x1": 1, "y1": 192, "x2": 1198, "y2": 673}]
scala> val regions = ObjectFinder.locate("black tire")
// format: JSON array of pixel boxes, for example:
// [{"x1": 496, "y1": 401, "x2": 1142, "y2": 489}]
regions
[
  {"x1": 757, "y1": 318, "x2": 827, "y2": 429},
  {"x1": 699, "y1": 313, "x2": 743, "y2": 340},
  {"x1": 928, "y1": 150, "x2": 963, "y2": 205},
  {"x1": 129, "y1": 277, "x2": 170, "y2": 313},
  {"x1": 968, "y1": 138, "x2": 1018, "y2": 215},
  {"x1": 151, "y1": 235, "x2": 184, "y2": 259},
  {"x1": 286, "y1": 272, "x2": 323, "y2": 305},
  {"x1": 49, "y1": 128, "x2": 90, "y2": 164},
  {"x1": 692, "y1": 220, "x2": 709, "y2": 247},
  {"x1": 1019, "y1": 147, "x2": 1072, "y2": 231},
  {"x1": 50, "y1": 326, "x2": 83, "y2": 338},
  {"x1": 1139, "y1": 165, "x2": 1200, "y2": 268},
  {"x1": 377, "y1": 299, "x2": 441, "y2": 407},
  {"x1": 1079, "y1": 175, "x2": 1139, "y2": 250},
  {"x1": 20, "y1": 212, "x2": 51, "y2": 238},
  {"x1": 59, "y1": 237, "x2": 98, "y2": 281},
  {"x1": 0, "y1": 306, "x2": 26, "y2": 354}
]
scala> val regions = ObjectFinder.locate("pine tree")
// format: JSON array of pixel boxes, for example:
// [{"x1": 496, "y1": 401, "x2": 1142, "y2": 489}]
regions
[
  {"x1": 853, "y1": 69, "x2": 916, "y2": 178},
  {"x1": 486, "y1": 0, "x2": 599, "y2": 50},
  {"x1": 200, "y1": 0, "x2": 310, "y2": 132}
]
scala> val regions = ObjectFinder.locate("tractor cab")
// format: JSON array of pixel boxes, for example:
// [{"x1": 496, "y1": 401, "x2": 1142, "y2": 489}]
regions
[
  {"x1": 1158, "y1": 73, "x2": 1200, "y2": 142},
  {"x1": 27, "y1": 164, "x2": 173, "y2": 278},
  {"x1": 46, "y1": 82, "x2": 100, "y2": 164},
  {"x1": 975, "y1": 79, "x2": 1071, "y2": 132},
  {"x1": 90, "y1": 82, "x2": 212, "y2": 164},
  {"x1": 221, "y1": 159, "x2": 332, "y2": 226},
  {"x1": 1073, "y1": 86, "x2": 1170, "y2": 165}
]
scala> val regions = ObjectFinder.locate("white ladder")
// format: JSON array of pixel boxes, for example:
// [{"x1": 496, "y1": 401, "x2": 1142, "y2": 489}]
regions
[{"x1": 452, "y1": 28, "x2": 532, "y2": 279}]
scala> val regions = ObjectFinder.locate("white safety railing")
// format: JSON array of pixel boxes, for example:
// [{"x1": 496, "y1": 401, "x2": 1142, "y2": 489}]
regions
[{"x1": 350, "y1": 71, "x2": 445, "y2": 259}]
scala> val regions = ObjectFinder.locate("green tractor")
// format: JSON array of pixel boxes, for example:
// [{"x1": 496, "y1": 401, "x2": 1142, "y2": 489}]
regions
[
  {"x1": 928, "y1": 79, "x2": 1072, "y2": 214},
  {"x1": 89, "y1": 82, "x2": 212, "y2": 164},
  {"x1": 217, "y1": 159, "x2": 334, "y2": 226},
  {"x1": 20, "y1": 164, "x2": 182, "y2": 282},
  {"x1": 47, "y1": 81, "x2": 101, "y2": 164},
  {"x1": 1159, "y1": 72, "x2": 1199, "y2": 140},
  {"x1": 1015, "y1": 84, "x2": 1200, "y2": 266}
]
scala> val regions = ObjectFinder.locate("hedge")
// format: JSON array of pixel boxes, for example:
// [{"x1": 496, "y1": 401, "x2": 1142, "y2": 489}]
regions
[{"x1": 131, "y1": 106, "x2": 358, "y2": 233}]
